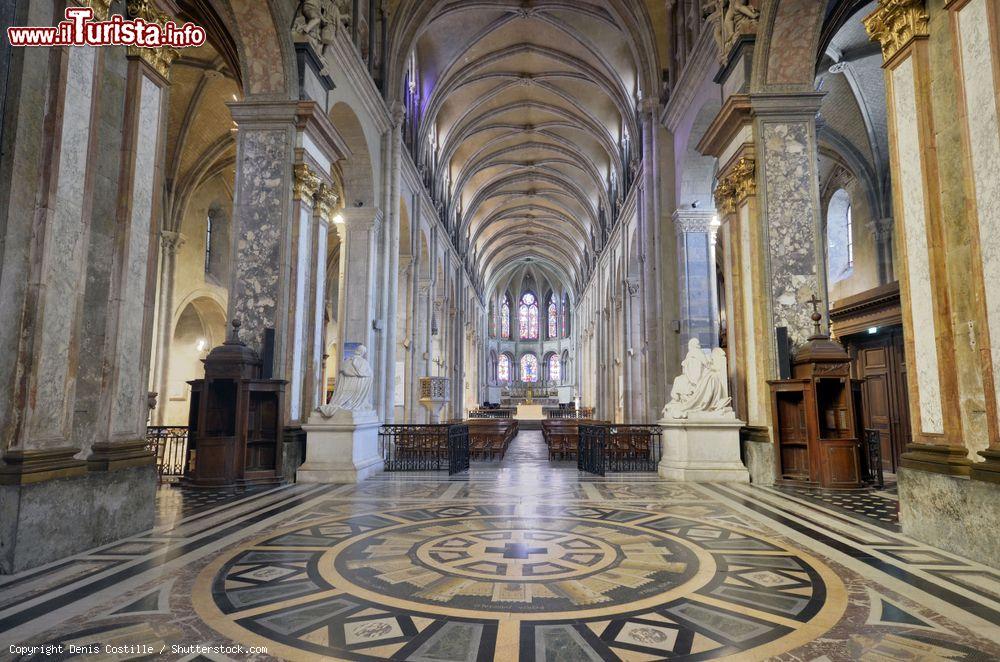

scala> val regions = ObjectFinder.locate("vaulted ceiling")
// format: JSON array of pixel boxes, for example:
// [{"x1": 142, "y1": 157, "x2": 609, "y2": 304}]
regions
[{"x1": 395, "y1": 0, "x2": 659, "y2": 297}]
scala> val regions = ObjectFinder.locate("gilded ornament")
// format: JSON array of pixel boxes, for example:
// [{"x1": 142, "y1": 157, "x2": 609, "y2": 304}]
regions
[
  {"x1": 714, "y1": 178, "x2": 737, "y2": 215},
  {"x1": 293, "y1": 163, "x2": 321, "y2": 201},
  {"x1": 864, "y1": 0, "x2": 929, "y2": 62},
  {"x1": 126, "y1": 0, "x2": 179, "y2": 78},
  {"x1": 732, "y1": 158, "x2": 756, "y2": 202},
  {"x1": 315, "y1": 183, "x2": 340, "y2": 221}
]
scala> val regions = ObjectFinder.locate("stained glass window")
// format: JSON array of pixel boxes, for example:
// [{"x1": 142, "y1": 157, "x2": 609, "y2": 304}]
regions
[
  {"x1": 548, "y1": 353, "x2": 560, "y2": 381},
  {"x1": 500, "y1": 296, "x2": 511, "y2": 339},
  {"x1": 547, "y1": 296, "x2": 558, "y2": 339},
  {"x1": 498, "y1": 354, "x2": 511, "y2": 383},
  {"x1": 520, "y1": 354, "x2": 538, "y2": 382},
  {"x1": 518, "y1": 292, "x2": 538, "y2": 340},
  {"x1": 562, "y1": 294, "x2": 570, "y2": 337}
]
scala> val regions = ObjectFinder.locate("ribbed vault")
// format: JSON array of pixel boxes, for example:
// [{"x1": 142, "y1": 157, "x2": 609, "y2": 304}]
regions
[{"x1": 388, "y1": 0, "x2": 660, "y2": 296}]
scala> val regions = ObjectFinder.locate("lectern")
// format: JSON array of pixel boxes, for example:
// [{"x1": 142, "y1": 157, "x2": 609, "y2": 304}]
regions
[
  {"x1": 769, "y1": 299, "x2": 864, "y2": 488},
  {"x1": 186, "y1": 320, "x2": 285, "y2": 487}
]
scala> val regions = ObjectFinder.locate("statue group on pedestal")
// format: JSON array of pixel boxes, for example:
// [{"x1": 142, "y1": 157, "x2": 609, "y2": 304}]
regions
[
  {"x1": 662, "y1": 338, "x2": 734, "y2": 420},
  {"x1": 704, "y1": 0, "x2": 759, "y2": 61},
  {"x1": 292, "y1": 0, "x2": 351, "y2": 68}
]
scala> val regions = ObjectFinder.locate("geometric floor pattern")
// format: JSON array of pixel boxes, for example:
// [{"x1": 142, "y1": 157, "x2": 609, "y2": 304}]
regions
[{"x1": 2, "y1": 432, "x2": 999, "y2": 661}]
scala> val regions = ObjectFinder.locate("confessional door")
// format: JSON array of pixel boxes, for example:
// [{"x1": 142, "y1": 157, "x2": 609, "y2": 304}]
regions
[{"x1": 850, "y1": 328, "x2": 910, "y2": 472}]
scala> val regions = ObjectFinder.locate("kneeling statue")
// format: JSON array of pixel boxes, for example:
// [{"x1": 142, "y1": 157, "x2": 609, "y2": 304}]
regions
[
  {"x1": 662, "y1": 344, "x2": 733, "y2": 420},
  {"x1": 317, "y1": 345, "x2": 374, "y2": 418}
]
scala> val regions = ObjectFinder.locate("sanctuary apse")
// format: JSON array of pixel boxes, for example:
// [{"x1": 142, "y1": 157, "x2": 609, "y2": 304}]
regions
[{"x1": 1, "y1": 0, "x2": 1000, "y2": 659}]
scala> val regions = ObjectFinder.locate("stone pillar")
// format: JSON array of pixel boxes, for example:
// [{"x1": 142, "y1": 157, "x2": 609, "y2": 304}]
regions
[
  {"x1": 87, "y1": 43, "x2": 173, "y2": 472},
  {"x1": 286, "y1": 164, "x2": 321, "y2": 425},
  {"x1": 310, "y1": 186, "x2": 337, "y2": 411},
  {"x1": 864, "y1": 0, "x2": 970, "y2": 474},
  {"x1": 335, "y1": 207, "x2": 384, "y2": 377},
  {"x1": 673, "y1": 209, "x2": 718, "y2": 348},
  {"x1": 752, "y1": 93, "x2": 827, "y2": 353},
  {"x1": 943, "y1": 0, "x2": 1000, "y2": 483},
  {"x1": 151, "y1": 231, "x2": 184, "y2": 424},
  {"x1": 382, "y1": 103, "x2": 405, "y2": 423},
  {"x1": 625, "y1": 278, "x2": 645, "y2": 422},
  {"x1": 226, "y1": 102, "x2": 298, "y2": 364},
  {"x1": 870, "y1": 217, "x2": 895, "y2": 284}
]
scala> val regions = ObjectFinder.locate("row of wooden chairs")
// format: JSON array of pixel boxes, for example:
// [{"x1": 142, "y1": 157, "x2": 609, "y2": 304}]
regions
[
  {"x1": 541, "y1": 419, "x2": 604, "y2": 460},
  {"x1": 465, "y1": 419, "x2": 518, "y2": 461}
]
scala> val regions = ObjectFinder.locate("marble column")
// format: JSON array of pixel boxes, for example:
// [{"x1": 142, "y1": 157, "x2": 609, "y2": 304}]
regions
[
  {"x1": 335, "y1": 207, "x2": 384, "y2": 385},
  {"x1": 625, "y1": 278, "x2": 645, "y2": 422},
  {"x1": 752, "y1": 94, "x2": 826, "y2": 352},
  {"x1": 311, "y1": 186, "x2": 337, "y2": 412},
  {"x1": 286, "y1": 164, "x2": 321, "y2": 425},
  {"x1": 865, "y1": 0, "x2": 970, "y2": 474},
  {"x1": 673, "y1": 209, "x2": 718, "y2": 349},
  {"x1": 382, "y1": 104, "x2": 405, "y2": 423},
  {"x1": 152, "y1": 231, "x2": 185, "y2": 425},
  {"x1": 0, "y1": 43, "x2": 102, "y2": 483},
  {"x1": 226, "y1": 102, "x2": 299, "y2": 365},
  {"x1": 944, "y1": 0, "x2": 1000, "y2": 482},
  {"x1": 88, "y1": 47, "x2": 173, "y2": 472}
]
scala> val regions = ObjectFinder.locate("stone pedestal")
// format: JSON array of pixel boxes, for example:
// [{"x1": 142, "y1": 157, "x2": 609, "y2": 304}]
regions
[
  {"x1": 297, "y1": 410, "x2": 383, "y2": 484},
  {"x1": 658, "y1": 413, "x2": 750, "y2": 482}
]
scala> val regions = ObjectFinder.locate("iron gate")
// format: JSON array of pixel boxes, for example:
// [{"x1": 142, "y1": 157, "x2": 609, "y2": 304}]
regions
[
  {"x1": 578, "y1": 424, "x2": 607, "y2": 476},
  {"x1": 578, "y1": 424, "x2": 662, "y2": 475},
  {"x1": 379, "y1": 424, "x2": 469, "y2": 474},
  {"x1": 448, "y1": 424, "x2": 470, "y2": 475}
]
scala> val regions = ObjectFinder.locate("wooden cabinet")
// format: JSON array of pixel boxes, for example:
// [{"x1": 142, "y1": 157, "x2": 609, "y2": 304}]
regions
[
  {"x1": 186, "y1": 321, "x2": 285, "y2": 488},
  {"x1": 769, "y1": 316, "x2": 864, "y2": 488}
]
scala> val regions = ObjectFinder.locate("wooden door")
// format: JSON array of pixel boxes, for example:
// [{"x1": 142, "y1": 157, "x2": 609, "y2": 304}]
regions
[{"x1": 858, "y1": 344, "x2": 894, "y2": 471}]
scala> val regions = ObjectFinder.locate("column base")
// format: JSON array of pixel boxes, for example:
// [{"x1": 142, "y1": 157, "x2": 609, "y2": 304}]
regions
[
  {"x1": 900, "y1": 443, "x2": 972, "y2": 476},
  {"x1": 740, "y1": 426, "x2": 775, "y2": 486},
  {"x1": 297, "y1": 410, "x2": 384, "y2": 484},
  {"x1": 971, "y1": 448, "x2": 1000, "y2": 483},
  {"x1": 0, "y1": 464, "x2": 156, "y2": 574},
  {"x1": 0, "y1": 447, "x2": 87, "y2": 485},
  {"x1": 658, "y1": 415, "x2": 751, "y2": 483},
  {"x1": 898, "y1": 466, "x2": 1000, "y2": 570},
  {"x1": 87, "y1": 440, "x2": 156, "y2": 471}
]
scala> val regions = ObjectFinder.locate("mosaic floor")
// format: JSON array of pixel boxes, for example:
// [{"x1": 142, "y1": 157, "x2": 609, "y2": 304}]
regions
[{"x1": 2, "y1": 432, "x2": 999, "y2": 661}]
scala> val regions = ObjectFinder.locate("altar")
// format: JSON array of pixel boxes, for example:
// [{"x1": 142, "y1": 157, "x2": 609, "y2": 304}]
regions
[{"x1": 515, "y1": 404, "x2": 545, "y2": 421}]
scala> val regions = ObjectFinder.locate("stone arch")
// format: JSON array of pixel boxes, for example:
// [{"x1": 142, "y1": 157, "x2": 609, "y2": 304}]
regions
[
  {"x1": 329, "y1": 102, "x2": 376, "y2": 208},
  {"x1": 751, "y1": 0, "x2": 829, "y2": 92},
  {"x1": 163, "y1": 295, "x2": 227, "y2": 424}
]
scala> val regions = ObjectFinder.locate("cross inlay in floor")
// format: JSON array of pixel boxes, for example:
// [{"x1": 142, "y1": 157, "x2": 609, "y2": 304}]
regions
[{"x1": 485, "y1": 542, "x2": 548, "y2": 559}]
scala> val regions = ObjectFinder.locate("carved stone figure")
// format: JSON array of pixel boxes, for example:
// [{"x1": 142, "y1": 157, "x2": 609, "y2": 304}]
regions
[
  {"x1": 662, "y1": 342, "x2": 733, "y2": 419},
  {"x1": 317, "y1": 345, "x2": 374, "y2": 417},
  {"x1": 292, "y1": 0, "x2": 351, "y2": 68},
  {"x1": 704, "y1": 0, "x2": 759, "y2": 62}
]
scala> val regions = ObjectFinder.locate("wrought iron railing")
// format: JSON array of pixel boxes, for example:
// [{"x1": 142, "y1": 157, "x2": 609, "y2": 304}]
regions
[
  {"x1": 448, "y1": 425, "x2": 470, "y2": 475},
  {"x1": 469, "y1": 409, "x2": 514, "y2": 419},
  {"x1": 863, "y1": 428, "x2": 884, "y2": 489},
  {"x1": 145, "y1": 426, "x2": 189, "y2": 480},
  {"x1": 578, "y1": 424, "x2": 607, "y2": 475},
  {"x1": 546, "y1": 408, "x2": 595, "y2": 419},
  {"x1": 380, "y1": 424, "x2": 470, "y2": 474},
  {"x1": 578, "y1": 424, "x2": 661, "y2": 474}
]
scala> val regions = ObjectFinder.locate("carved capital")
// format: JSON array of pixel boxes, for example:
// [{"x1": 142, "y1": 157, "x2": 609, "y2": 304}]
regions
[
  {"x1": 160, "y1": 230, "x2": 185, "y2": 255},
  {"x1": 714, "y1": 178, "x2": 737, "y2": 215},
  {"x1": 315, "y1": 184, "x2": 339, "y2": 221},
  {"x1": 294, "y1": 163, "x2": 321, "y2": 202},
  {"x1": 864, "y1": 0, "x2": 928, "y2": 62},
  {"x1": 126, "y1": 0, "x2": 178, "y2": 79},
  {"x1": 390, "y1": 101, "x2": 406, "y2": 128},
  {"x1": 731, "y1": 157, "x2": 756, "y2": 201}
]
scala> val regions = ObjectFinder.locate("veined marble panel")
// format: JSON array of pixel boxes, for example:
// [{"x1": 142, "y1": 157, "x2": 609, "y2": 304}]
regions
[
  {"x1": 760, "y1": 121, "x2": 821, "y2": 349},
  {"x1": 892, "y1": 58, "x2": 944, "y2": 435},
  {"x1": 740, "y1": 204, "x2": 760, "y2": 423},
  {"x1": 232, "y1": 129, "x2": 289, "y2": 354},
  {"x1": 32, "y1": 46, "x2": 96, "y2": 442},
  {"x1": 958, "y1": 0, "x2": 1000, "y2": 430},
  {"x1": 112, "y1": 75, "x2": 161, "y2": 436},
  {"x1": 290, "y1": 209, "x2": 313, "y2": 419},
  {"x1": 312, "y1": 222, "x2": 328, "y2": 409}
]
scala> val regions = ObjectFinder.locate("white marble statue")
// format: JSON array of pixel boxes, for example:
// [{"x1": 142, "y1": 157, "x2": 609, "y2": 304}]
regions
[
  {"x1": 317, "y1": 345, "x2": 374, "y2": 417},
  {"x1": 662, "y1": 343, "x2": 733, "y2": 419}
]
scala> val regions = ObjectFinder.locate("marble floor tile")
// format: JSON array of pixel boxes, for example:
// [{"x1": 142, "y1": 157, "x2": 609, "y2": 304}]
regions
[{"x1": 2, "y1": 432, "x2": 998, "y2": 661}]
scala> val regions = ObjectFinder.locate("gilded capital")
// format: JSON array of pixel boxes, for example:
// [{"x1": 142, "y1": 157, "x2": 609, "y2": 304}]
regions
[
  {"x1": 126, "y1": 0, "x2": 178, "y2": 78},
  {"x1": 714, "y1": 178, "x2": 737, "y2": 215},
  {"x1": 315, "y1": 184, "x2": 340, "y2": 221},
  {"x1": 864, "y1": 0, "x2": 929, "y2": 62},
  {"x1": 732, "y1": 158, "x2": 756, "y2": 202},
  {"x1": 293, "y1": 163, "x2": 321, "y2": 201}
]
